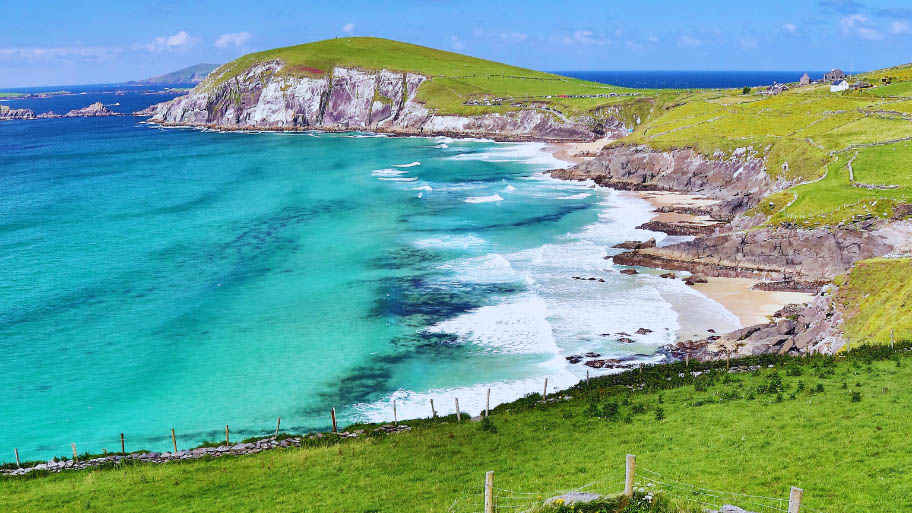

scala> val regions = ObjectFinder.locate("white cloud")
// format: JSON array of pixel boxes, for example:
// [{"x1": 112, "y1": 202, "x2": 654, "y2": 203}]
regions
[
  {"x1": 677, "y1": 35, "x2": 702, "y2": 47},
  {"x1": 145, "y1": 31, "x2": 198, "y2": 53},
  {"x1": 890, "y1": 20, "x2": 912, "y2": 34},
  {"x1": 782, "y1": 23, "x2": 798, "y2": 33},
  {"x1": 739, "y1": 37, "x2": 758, "y2": 49},
  {"x1": 648, "y1": 35, "x2": 659, "y2": 43},
  {"x1": 840, "y1": 14, "x2": 883, "y2": 40},
  {"x1": 214, "y1": 32, "x2": 252, "y2": 49},
  {"x1": 342, "y1": 23, "x2": 355, "y2": 35},
  {"x1": 561, "y1": 29, "x2": 609, "y2": 46},
  {"x1": 451, "y1": 35, "x2": 465, "y2": 50},
  {"x1": 471, "y1": 29, "x2": 527, "y2": 43}
]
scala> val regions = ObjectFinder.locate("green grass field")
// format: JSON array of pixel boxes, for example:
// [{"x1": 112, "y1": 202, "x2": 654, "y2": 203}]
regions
[
  {"x1": 4, "y1": 346, "x2": 912, "y2": 513},
  {"x1": 835, "y1": 258, "x2": 912, "y2": 345}
]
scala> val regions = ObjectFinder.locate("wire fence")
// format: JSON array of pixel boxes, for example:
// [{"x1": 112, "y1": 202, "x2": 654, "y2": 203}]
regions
[{"x1": 452, "y1": 455, "x2": 825, "y2": 513}]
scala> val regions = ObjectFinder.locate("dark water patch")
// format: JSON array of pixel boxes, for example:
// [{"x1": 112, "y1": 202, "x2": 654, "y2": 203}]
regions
[
  {"x1": 369, "y1": 275, "x2": 523, "y2": 326},
  {"x1": 367, "y1": 246, "x2": 442, "y2": 270}
]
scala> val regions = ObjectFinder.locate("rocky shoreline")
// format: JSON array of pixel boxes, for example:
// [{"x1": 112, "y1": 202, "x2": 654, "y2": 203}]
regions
[{"x1": 549, "y1": 143, "x2": 912, "y2": 359}]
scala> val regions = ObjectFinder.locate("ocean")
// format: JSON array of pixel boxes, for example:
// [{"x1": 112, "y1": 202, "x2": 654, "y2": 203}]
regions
[
  {"x1": 1, "y1": 87, "x2": 740, "y2": 462},
  {"x1": 556, "y1": 70, "x2": 832, "y2": 89}
]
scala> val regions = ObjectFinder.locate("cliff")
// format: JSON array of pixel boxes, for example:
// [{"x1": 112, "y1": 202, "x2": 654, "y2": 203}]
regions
[{"x1": 141, "y1": 63, "x2": 600, "y2": 140}]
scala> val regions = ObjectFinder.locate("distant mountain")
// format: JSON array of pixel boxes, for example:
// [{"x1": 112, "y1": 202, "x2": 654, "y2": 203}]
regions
[{"x1": 131, "y1": 63, "x2": 221, "y2": 85}]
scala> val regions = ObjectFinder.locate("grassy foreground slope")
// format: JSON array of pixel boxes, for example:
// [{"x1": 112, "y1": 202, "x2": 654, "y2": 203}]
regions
[
  {"x1": 4, "y1": 348, "x2": 912, "y2": 513},
  {"x1": 202, "y1": 37, "x2": 652, "y2": 119}
]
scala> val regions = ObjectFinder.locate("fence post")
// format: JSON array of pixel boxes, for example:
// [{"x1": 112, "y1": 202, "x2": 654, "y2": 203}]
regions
[
  {"x1": 485, "y1": 389, "x2": 491, "y2": 417},
  {"x1": 71, "y1": 443, "x2": 78, "y2": 461},
  {"x1": 788, "y1": 486, "x2": 803, "y2": 513},
  {"x1": 891, "y1": 328, "x2": 895, "y2": 351},
  {"x1": 120, "y1": 433, "x2": 125, "y2": 455},
  {"x1": 430, "y1": 399, "x2": 437, "y2": 418},
  {"x1": 455, "y1": 398, "x2": 461, "y2": 421},
  {"x1": 275, "y1": 417, "x2": 281, "y2": 437},
  {"x1": 625, "y1": 454, "x2": 636, "y2": 497},
  {"x1": 14, "y1": 448, "x2": 20, "y2": 468},
  {"x1": 586, "y1": 370, "x2": 590, "y2": 386},
  {"x1": 171, "y1": 429, "x2": 177, "y2": 453},
  {"x1": 331, "y1": 408, "x2": 338, "y2": 433},
  {"x1": 542, "y1": 378, "x2": 548, "y2": 401},
  {"x1": 685, "y1": 354, "x2": 689, "y2": 367},
  {"x1": 726, "y1": 351, "x2": 731, "y2": 369},
  {"x1": 225, "y1": 425, "x2": 230, "y2": 446},
  {"x1": 484, "y1": 471, "x2": 495, "y2": 513},
  {"x1": 393, "y1": 400, "x2": 398, "y2": 424}
]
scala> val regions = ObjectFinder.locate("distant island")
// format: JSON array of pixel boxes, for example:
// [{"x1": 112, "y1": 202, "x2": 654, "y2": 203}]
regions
[{"x1": 128, "y1": 63, "x2": 221, "y2": 86}]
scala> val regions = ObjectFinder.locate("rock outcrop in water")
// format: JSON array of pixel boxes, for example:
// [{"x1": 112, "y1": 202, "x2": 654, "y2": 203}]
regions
[
  {"x1": 1, "y1": 102, "x2": 118, "y2": 121},
  {"x1": 0, "y1": 105, "x2": 36, "y2": 120},
  {"x1": 139, "y1": 62, "x2": 603, "y2": 141},
  {"x1": 64, "y1": 102, "x2": 117, "y2": 117}
]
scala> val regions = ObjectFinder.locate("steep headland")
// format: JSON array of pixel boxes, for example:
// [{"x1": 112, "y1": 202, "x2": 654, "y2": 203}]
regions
[{"x1": 138, "y1": 37, "x2": 648, "y2": 140}]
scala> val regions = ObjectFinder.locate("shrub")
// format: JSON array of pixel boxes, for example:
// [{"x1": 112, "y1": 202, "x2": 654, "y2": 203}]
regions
[
  {"x1": 852, "y1": 391, "x2": 862, "y2": 403},
  {"x1": 655, "y1": 407, "x2": 665, "y2": 421},
  {"x1": 480, "y1": 417, "x2": 498, "y2": 434}
]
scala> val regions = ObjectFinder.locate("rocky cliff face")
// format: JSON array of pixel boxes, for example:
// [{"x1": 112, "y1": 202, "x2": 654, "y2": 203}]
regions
[
  {"x1": 64, "y1": 102, "x2": 117, "y2": 117},
  {"x1": 550, "y1": 144, "x2": 786, "y2": 216},
  {"x1": 141, "y1": 63, "x2": 599, "y2": 140}
]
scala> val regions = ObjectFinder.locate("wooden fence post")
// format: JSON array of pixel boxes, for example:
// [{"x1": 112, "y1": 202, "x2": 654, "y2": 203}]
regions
[
  {"x1": 788, "y1": 486, "x2": 803, "y2": 513},
  {"x1": 891, "y1": 328, "x2": 895, "y2": 351},
  {"x1": 14, "y1": 448, "x2": 20, "y2": 468},
  {"x1": 171, "y1": 429, "x2": 177, "y2": 453},
  {"x1": 393, "y1": 400, "x2": 398, "y2": 424},
  {"x1": 485, "y1": 389, "x2": 490, "y2": 417},
  {"x1": 71, "y1": 443, "x2": 78, "y2": 461},
  {"x1": 225, "y1": 425, "x2": 230, "y2": 446},
  {"x1": 455, "y1": 398, "x2": 461, "y2": 421},
  {"x1": 331, "y1": 408, "x2": 338, "y2": 433},
  {"x1": 639, "y1": 363, "x2": 643, "y2": 376},
  {"x1": 120, "y1": 433, "x2": 125, "y2": 455},
  {"x1": 484, "y1": 471, "x2": 495, "y2": 513},
  {"x1": 275, "y1": 417, "x2": 281, "y2": 437},
  {"x1": 726, "y1": 351, "x2": 731, "y2": 369},
  {"x1": 685, "y1": 354, "x2": 689, "y2": 367},
  {"x1": 586, "y1": 370, "x2": 590, "y2": 386},
  {"x1": 625, "y1": 454, "x2": 636, "y2": 497},
  {"x1": 430, "y1": 399, "x2": 437, "y2": 418},
  {"x1": 543, "y1": 378, "x2": 548, "y2": 401}
]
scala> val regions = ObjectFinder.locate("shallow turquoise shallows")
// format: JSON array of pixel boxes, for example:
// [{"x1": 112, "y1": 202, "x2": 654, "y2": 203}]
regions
[{"x1": 0, "y1": 117, "x2": 738, "y2": 461}]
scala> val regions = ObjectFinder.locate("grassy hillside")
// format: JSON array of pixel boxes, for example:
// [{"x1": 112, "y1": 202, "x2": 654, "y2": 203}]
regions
[
  {"x1": 835, "y1": 258, "x2": 912, "y2": 345},
  {"x1": 202, "y1": 37, "x2": 646, "y2": 118},
  {"x1": 3, "y1": 347, "x2": 912, "y2": 513},
  {"x1": 615, "y1": 73, "x2": 912, "y2": 227}
]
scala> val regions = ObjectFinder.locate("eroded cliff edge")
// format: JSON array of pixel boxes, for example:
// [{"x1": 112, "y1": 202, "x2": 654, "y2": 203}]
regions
[{"x1": 139, "y1": 62, "x2": 610, "y2": 141}]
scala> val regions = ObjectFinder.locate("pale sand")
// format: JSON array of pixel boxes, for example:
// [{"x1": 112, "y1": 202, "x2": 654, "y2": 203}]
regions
[
  {"x1": 637, "y1": 190, "x2": 721, "y2": 227},
  {"x1": 550, "y1": 137, "x2": 615, "y2": 165},
  {"x1": 691, "y1": 277, "x2": 815, "y2": 328}
]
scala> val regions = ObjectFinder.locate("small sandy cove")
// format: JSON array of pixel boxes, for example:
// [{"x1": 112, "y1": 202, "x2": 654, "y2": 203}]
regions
[{"x1": 549, "y1": 144, "x2": 815, "y2": 329}]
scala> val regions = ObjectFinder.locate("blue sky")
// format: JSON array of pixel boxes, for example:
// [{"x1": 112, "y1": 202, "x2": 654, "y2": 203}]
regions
[{"x1": 2, "y1": 0, "x2": 911, "y2": 87}]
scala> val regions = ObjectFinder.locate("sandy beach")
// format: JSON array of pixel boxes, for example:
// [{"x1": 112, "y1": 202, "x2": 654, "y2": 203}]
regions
[
  {"x1": 549, "y1": 137, "x2": 615, "y2": 164},
  {"x1": 691, "y1": 277, "x2": 815, "y2": 327}
]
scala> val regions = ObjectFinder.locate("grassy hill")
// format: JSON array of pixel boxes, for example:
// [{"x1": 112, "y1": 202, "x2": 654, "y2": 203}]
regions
[
  {"x1": 3, "y1": 345, "x2": 911, "y2": 513},
  {"x1": 202, "y1": 37, "x2": 645, "y2": 118},
  {"x1": 615, "y1": 73, "x2": 912, "y2": 228}
]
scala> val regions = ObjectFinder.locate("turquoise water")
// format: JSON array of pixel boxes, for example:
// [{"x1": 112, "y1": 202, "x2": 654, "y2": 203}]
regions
[{"x1": 0, "y1": 116, "x2": 739, "y2": 461}]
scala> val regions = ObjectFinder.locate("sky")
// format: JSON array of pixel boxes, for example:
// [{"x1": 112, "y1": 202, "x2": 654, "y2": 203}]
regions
[{"x1": 2, "y1": 0, "x2": 911, "y2": 87}]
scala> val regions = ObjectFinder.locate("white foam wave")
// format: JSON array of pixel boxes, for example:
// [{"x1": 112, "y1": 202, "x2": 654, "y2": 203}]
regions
[
  {"x1": 433, "y1": 143, "x2": 449, "y2": 149},
  {"x1": 446, "y1": 142, "x2": 572, "y2": 170},
  {"x1": 378, "y1": 177, "x2": 419, "y2": 182},
  {"x1": 393, "y1": 161, "x2": 421, "y2": 168},
  {"x1": 465, "y1": 194, "x2": 504, "y2": 204},
  {"x1": 413, "y1": 234, "x2": 488, "y2": 249},
  {"x1": 504, "y1": 184, "x2": 517, "y2": 192},
  {"x1": 371, "y1": 168, "x2": 407, "y2": 177},
  {"x1": 556, "y1": 193, "x2": 592, "y2": 200},
  {"x1": 410, "y1": 185, "x2": 433, "y2": 192}
]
